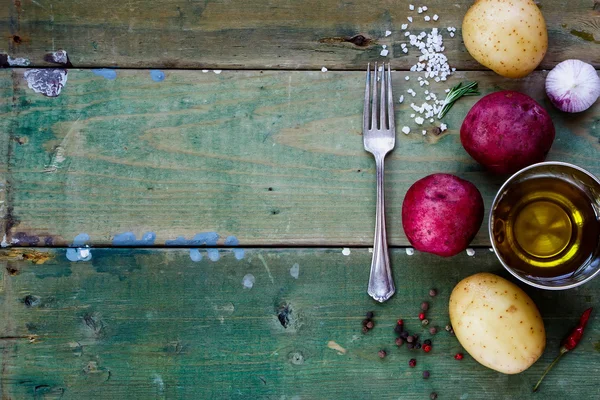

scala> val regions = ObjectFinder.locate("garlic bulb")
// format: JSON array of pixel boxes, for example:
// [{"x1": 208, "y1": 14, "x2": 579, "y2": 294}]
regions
[{"x1": 545, "y1": 59, "x2": 600, "y2": 113}]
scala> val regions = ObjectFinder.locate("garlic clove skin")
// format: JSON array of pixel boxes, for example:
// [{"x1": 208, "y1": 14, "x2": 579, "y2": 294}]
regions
[{"x1": 545, "y1": 59, "x2": 600, "y2": 113}]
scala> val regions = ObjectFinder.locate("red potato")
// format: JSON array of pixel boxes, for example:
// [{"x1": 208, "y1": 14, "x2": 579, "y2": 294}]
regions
[
  {"x1": 460, "y1": 91, "x2": 555, "y2": 175},
  {"x1": 402, "y1": 174, "x2": 484, "y2": 257}
]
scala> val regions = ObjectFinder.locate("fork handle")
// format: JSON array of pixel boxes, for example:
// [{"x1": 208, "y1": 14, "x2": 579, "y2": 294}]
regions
[{"x1": 368, "y1": 154, "x2": 395, "y2": 302}]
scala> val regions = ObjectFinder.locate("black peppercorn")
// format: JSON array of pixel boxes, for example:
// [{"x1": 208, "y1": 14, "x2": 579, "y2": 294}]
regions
[
  {"x1": 415, "y1": 343, "x2": 422, "y2": 350},
  {"x1": 362, "y1": 318, "x2": 370, "y2": 327},
  {"x1": 430, "y1": 392, "x2": 438, "y2": 400},
  {"x1": 406, "y1": 335, "x2": 414, "y2": 343},
  {"x1": 429, "y1": 288, "x2": 438, "y2": 297},
  {"x1": 408, "y1": 358, "x2": 417, "y2": 368},
  {"x1": 407, "y1": 342, "x2": 415, "y2": 350},
  {"x1": 366, "y1": 311, "x2": 374, "y2": 319},
  {"x1": 424, "y1": 339, "x2": 432, "y2": 346},
  {"x1": 423, "y1": 370, "x2": 430, "y2": 379},
  {"x1": 421, "y1": 301, "x2": 429, "y2": 311},
  {"x1": 378, "y1": 349, "x2": 387, "y2": 359},
  {"x1": 395, "y1": 337, "x2": 404, "y2": 347},
  {"x1": 394, "y1": 324, "x2": 404, "y2": 334},
  {"x1": 413, "y1": 334, "x2": 419, "y2": 341},
  {"x1": 400, "y1": 331, "x2": 409, "y2": 339}
]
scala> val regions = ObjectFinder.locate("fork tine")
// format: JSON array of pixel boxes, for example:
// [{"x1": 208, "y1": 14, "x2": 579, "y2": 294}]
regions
[
  {"x1": 371, "y1": 62, "x2": 378, "y2": 130},
  {"x1": 387, "y1": 64, "x2": 395, "y2": 132},
  {"x1": 379, "y1": 63, "x2": 387, "y2": 130},
  {"x1": 364, "y1": 63, "x2": 371, "y2": 132}
]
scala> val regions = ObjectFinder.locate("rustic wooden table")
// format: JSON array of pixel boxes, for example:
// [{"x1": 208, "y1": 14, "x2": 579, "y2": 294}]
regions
[{"x1": 1, "y1": 1, "x2": 599, "y2": 399}]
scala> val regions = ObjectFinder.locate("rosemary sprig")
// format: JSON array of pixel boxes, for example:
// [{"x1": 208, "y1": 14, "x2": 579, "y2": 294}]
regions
[{"x1": 437, "y1": 81, "x2": 480, "y2": 119}]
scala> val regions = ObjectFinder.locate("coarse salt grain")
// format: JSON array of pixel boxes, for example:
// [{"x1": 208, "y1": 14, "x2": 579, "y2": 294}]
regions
[
  {"x1": 403, "y1": 48, "x2": 408, "y2": 53},
  {"x1": 433, "y1": 14, "x2": 439, "y2": 21},
  {"x1": 410, "y1": 113, "x2": 416, "y2": 118},
  {"x1": 405, "y1": 32, "x2": 411, "y2": 37},
  {"x1": 385, "y1": 30, "x2": 392, "y2": 37},
  {"x1": 466, "y1": 248, "x2": 475, "y2": 257},
  {"x1": 422, "y1": 130, "x2": 427, "y2": 135},
  {"x1": 449, "y1": 32, "x2": 455, "y2": 37},
  {"x1": 409, "y1": 4, "x2": 414, "y2": 10},
  {"x1": 380, "y1": 49, "x2": 389, "y2": 56},
  {"x1": 415, "y1": 116, "x2": 424, "y2": 125},
  {"x1": 321, "y1": 67, "x2": 328, "y2": 72},
  {"x1": 399, "y1": 95, "x2": 404, "y2": 103},
  {"x1": 440, "y1": 123, "x2": 447, "y2": 131},
  {"x1": 418, "y1": 7, "x2": 423, "y2": 13},
  {"x1": 407, "y1": 16, "x2": 413, "y2": 22},
  {"x1": 424, "y1": 15, "x2": 431, "y2": 21},
  {"x1": 401, "y1": 23, "x2": 408, "y2": 30},
  {"x1": 405, "y1": 76, "x2": 410, "y2": 81},
  {"x1": 402, "y1": 126, "x2": 410, "y2": 134},
  {"x1": 422, "y1": 6, "x2": 428, "y2": 11}
]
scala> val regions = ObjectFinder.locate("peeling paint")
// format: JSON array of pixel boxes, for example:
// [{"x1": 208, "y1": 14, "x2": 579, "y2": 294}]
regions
[
  {"x1": 327, "y1": 341, "x2": 347, "y2": 355},
  {"x1": 7, "y1": 55, "x2": 30, "y2": 66},
  {"x1": 112, "y1": 231, "x2": 156, "y2": 246},
  {"x1": 24, "y1": 68, "x2": 68, "y2": 97},
  {"x1": 45, "y1": 50, "x2": 70, "y2": 65}
]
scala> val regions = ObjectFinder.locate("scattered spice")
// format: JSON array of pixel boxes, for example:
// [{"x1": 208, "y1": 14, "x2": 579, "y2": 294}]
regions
[
  {"x1": 424, "y1": 339, "x2": 432, "y2": 346},
  {"x1": 378, "y1": 349, "x2": 387, "y2": 359},
  {"x1": 366, "y1": 321, "x2": 374, "y2": 329},
  {"x1": 421, "y1": 319, "x2": 430, "y2": 326},
  {"x1": 423, "y1": 370, "x2": 430, "y2": 379},
  {"x1": 421, "y1": 302, "x2": 430, "y2": 311},
  {"x1": 406, "y1": 335, "x2": 415, "y2": 343},
  {"x1": 454, "y1": 353, "x2": 464, "y2": 360},
  {"x1": 400, "y1": 331, "x2": 409, "y2": 339},
  {"x1": 396, "y1": 337, "x2": 404, "y2": 347},
  {"x1": 409, "y1": 358, "x2": 417, "y2": 367},
  {"x1": 366, "y1": 311, "x2": 375, "y2": 319},
  {"x1": 445, "y1": 325, "x2": 452, "y2": 332},
  {"x1": 423, "y1": 344, "x2": 432, "y2": 353},
  {"x1": 419, "y1": 312, "x2": 426, "y2": 321},
  {"x1": 397, "y1": 319, "x2": 404, "y2": 326},
  {"x1": 429, "y1": 288, "x2": 438, "y2": 297},
  {"x1": 407, "y1": 343, "x2": 415, "y2": 350},
  {"x1": 533, "y1": 308, "x2": 593, "y2": 392},
  {"x1": 430, "y1": 392, "x2": 438, "y2": 400},
  {"x1": 429, "y1": 327, "x2": 438, "y2": 335},
  {"x1": 394, "y1": 324, "x2": 404, "y2": 334},
  {"x1": 415, "y1": 343, "x2": 422, "y2": 350}
]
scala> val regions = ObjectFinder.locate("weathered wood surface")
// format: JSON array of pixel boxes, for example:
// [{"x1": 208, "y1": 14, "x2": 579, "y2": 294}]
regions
[
  {"x1": 2, "y1": 69, "x2": 599, "y2": 247},
  {"x1": 0, "y1": 248, "x2": 598, "y2": 399},
  {"x1": 1, "y1": 0, "x2": 599, "y2": 70}
]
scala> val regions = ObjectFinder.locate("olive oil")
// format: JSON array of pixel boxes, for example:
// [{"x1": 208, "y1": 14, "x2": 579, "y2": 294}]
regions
[{"x1": 492, "y1": 177, "x2": 600, "y2": 278}]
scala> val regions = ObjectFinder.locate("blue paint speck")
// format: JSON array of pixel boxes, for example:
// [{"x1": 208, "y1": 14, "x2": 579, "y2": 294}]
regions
[
  {"x1": 165, "y1": 232, "x2": 219, "y2": 246},
  {"x1": 92, "y1": 69, "x2": 117, "y2": 80},
  {"x1": 189, "y1": 249, "x2": 203, "y2": 262},
  {"x1": 66, "y1": 233, "x2": 92, "y2": 262},
  {"x1": 207, "y1": 248, "x2": 220, "y2": 262},
  {"x1": 112, "y1": 231, "x2": 156, "y2": 246},
  {"x1": 225, "y1": 235, "x2": 244, "y2": 260},
  {"x1": 150, "y1": 70, "x2": 165, "y2": 82}
]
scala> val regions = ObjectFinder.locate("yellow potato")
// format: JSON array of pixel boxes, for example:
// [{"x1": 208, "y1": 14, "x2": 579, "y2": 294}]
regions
[
  {"x1": 449, "y1": 273, "x2": 546, "y2": 374},
  {"x1": 462, "y1": 0, "x2": 548, "y2": 78}
]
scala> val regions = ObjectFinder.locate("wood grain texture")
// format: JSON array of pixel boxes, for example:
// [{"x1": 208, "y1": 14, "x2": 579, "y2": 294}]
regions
[
  {"x1": 1, "y1": 0, "x2": 599, "y2": 69},
  {"x1": 0, "y1": 71, "x2": 13, "y2": 241},
  {"x1": 0, "y1": 248, "x2": 598, "y2": 399},
  {"x1": 3, "y1": 69, "x2": 599, "y2": 247}
]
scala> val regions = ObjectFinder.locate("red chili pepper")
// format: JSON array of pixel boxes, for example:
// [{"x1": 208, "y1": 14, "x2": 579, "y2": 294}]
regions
[
  {"x1": 454, "y1": 353, "x2": 463, "y2": 360},
  {"x1": 418, "y1": 313, "x2": 426, "y2": 320},
  {"x1": 423, "y1": 344, "x2": 432, "y2": 353},
  {"x1": 533, "y1": 308, "x2": 593, "y2": 392}
]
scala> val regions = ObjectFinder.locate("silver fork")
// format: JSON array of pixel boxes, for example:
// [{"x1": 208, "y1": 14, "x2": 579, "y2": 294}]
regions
[{"x1": 363, "y1": 63, "x2": 395, "y2": 303}]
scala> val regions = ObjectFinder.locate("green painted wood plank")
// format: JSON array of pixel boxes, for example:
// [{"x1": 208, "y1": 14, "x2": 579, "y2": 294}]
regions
[
  {"x1": 0, "y1": 248, "x2": 598, "y2": 399},
  {"x1": 1, "y1": 0, "x2": 599, "y2": 70},
  {"x1": 3, "y1": 69, "x2": 599, "y2": 247},
  {"x1": 0, "y1": 71, "x2": 14, "y2": 243}
]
